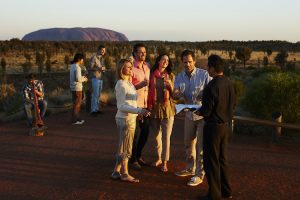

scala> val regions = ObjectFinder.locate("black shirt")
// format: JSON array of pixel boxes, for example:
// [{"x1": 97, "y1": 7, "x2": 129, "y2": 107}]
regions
[{"x1": 198, "y1": 75, "x2": 235, "y2": 124}]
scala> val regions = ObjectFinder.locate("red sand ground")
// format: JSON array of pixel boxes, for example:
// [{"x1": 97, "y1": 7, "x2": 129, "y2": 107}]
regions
[{"x1": 0, "y1": 106, "x2": 299, "y2": 200}]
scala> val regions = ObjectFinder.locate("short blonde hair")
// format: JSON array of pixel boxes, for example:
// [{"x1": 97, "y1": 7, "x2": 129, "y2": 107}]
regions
[{"x1": 116, "y1": 58, "x2": 132, "y2": 80}]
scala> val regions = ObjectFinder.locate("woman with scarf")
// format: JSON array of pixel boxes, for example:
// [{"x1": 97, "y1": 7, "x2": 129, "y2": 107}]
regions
[{"x1": 148, "y1": 53, "x2": 176, "y2": 172}]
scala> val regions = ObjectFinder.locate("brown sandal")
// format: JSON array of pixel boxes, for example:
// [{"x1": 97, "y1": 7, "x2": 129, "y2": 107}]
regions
[{"x1": 120, "y1": 174, "x2": 140, "y2": 183}]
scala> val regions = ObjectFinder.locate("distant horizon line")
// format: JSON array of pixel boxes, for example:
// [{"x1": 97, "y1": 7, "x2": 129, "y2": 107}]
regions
[{"x1": 1, "y1": 38, "x2": 299, "y2": 43}]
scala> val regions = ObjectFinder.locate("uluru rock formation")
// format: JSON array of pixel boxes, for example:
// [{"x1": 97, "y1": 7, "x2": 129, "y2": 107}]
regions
[{"x1": 22, "y1": 27, "x2": 128, "y2": 41}]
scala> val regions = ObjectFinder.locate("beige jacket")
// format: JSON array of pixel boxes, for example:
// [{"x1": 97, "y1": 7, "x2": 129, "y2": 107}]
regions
[{"x1": 115, "y1": 80, "x2": 142, "y2": 119}]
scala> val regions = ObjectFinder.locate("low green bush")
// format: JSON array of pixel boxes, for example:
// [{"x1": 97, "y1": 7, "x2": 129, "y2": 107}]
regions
[
  {"x1": 230, "y1": 78, "x2": 246, "y2": 105},
  {"x1": 241, "y1": 72, "x2": 300, "y2": 123},
  {"x1": 251, "y1": 66, "x2": 280, "y2": 77}
]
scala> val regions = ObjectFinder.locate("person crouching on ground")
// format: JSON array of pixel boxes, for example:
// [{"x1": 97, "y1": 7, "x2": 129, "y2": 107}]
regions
[
  {"x1": 111, "y1": 59, "x2": 150, "y2": 183},
  {"x1": 70, "y1": 53, "x2": 88, "y2": 125},
  {"x1": 23, "y1": 73, "x2": 47, "y2": 127}
]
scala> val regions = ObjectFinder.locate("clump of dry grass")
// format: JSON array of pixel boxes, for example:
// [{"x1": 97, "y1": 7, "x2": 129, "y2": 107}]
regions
[
  {"x1": 0, "y1": 83, "x2": 23, "y2": 115},
  {"x1": 0, "y1": 83, "x2": 16, "y2": 100},
  {"x1": 100, "y1": 89, "x2": 116, "y2": 106},
  {"x1": 47, "y1": 87, "x2": 71, "y2": 106}
]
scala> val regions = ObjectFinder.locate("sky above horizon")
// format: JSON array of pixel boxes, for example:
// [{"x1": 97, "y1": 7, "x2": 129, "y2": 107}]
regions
[{"x1": 0, "y1": 0, "x2": 299, "y2": 42}]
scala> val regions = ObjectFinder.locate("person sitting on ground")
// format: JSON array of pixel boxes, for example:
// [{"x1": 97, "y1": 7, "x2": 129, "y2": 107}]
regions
[
  {"x1": 22, "y1": 73, "x2": 47, "y2": 127},
  {"x1": 111, "y1": 58, "x2": 150, "y2": 183}
]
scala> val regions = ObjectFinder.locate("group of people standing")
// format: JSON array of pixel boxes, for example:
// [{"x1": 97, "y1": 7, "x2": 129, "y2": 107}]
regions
[
  {"x1": 23, "y1": 42, "x2": 235, "y2": 200},
  {"x1": 69, "y1": 46, "x2": 106, "y2": 124},
  {"x1": 111, "y1": 43, "x2": 235, "y2": 200}
]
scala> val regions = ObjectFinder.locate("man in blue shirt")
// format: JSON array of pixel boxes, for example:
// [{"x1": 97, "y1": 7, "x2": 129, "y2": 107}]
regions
[
  {"x1": 89, "y1": 45, "x2": 106, "y2": 116},
  {"x1": 173, "y1": 50, "x2": 211, "y2": 187}
]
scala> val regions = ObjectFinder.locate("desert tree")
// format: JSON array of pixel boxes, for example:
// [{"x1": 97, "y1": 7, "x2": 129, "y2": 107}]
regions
[
  {"x1": 45, "y1": 59, "x2": 51, "y2": 73},
  {"x1": 263, "y1": 56, "x2": 269, "y2": 67},
  {"x1": 24, "y1": 53, "x2": 32, "y2": 63},
  {"x1": 199, "y1": 46, "x2": 207, "y2": 56},
  {"x1": 1, "y1": 58, "x2": 7, "y2": 83},
  {"x1": 45, "y1": 49, "x2": 52, "y2": 61},
  {"x1": 35, "y1": 52, "x2": 45, "y2": 74},
  {"x1": 157, "y1": 45, "x2": 168, "y2": 55},
  {"x1": 235, "y1": 47, "x2": 252, "y2": 68},
  {"x1": 228, "y1": 51, "x2": 233, "y2": 61},
  {"x1": 22, "y1": 62, "x2": 33, "y2": 74},
  {"x1": 64, "y1": 55, "x2": 70, "y2": 70},
  {"x1": 0, "y1": 43, "x2": 9, "y2": 56},
  {"x1": 266, "y1": 49, "x2": 272, "y2": 57},
  {"x1": 274, "y1": 50, "x2": 288, "y2": 70}
]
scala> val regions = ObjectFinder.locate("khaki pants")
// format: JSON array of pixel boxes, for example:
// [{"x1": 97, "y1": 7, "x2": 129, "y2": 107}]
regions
[
  {"x1": 184, "y1": 115, "x2": 205, "y2": 177},
  {"x1": 150, "y1": 117, "x2": 174, "y2": 162},
  {"x1": 115, "y1": 118, "x2": 136, "y2": 161}
]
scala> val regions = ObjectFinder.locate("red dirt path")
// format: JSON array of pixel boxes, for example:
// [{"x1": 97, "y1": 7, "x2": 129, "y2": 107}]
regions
[{"x1": 0, "y1": 106, "x2": 299, "y2": 200}]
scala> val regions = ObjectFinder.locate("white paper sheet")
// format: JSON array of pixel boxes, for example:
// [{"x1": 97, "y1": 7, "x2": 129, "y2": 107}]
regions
[{"x1": 175, "y1": 104, "x2": 201, "y2": 114}]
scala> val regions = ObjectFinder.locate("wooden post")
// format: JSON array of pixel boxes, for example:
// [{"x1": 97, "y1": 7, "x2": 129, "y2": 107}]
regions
[{"x1": 272, "y1": 112, "x2": 282, "y2": 143}]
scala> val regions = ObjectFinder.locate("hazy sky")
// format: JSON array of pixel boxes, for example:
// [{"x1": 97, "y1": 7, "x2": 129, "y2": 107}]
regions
[{"x1": 0, "y1": 0, "x2": 299, "y2": 42}]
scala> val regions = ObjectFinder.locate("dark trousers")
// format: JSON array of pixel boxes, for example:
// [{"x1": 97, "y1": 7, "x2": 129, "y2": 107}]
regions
[
  {"x1": 85, "y1": 90, "x2": 91, "y2": 112},
  {"x1": 130, "y1": 116, "x2": 150, "y2": 162},
  {"x1": 203, "y1": 123, "x2": 232, "y2": 200},
  {"x1": 72, "y1": 91, "x2": 82, "y2": 123}
]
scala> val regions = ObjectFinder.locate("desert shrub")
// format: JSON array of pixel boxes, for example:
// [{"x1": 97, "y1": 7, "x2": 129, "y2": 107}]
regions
[
  {"x1": 251, "y1": 66, "x2": 280, "y2": 77},
  {"x1": 230, "y1": 78, "x2": 246, "y2": 105},
  {"x1": 100, "y1": 89, "x2": 116, "y2": 105},
  {"x1": 286, "y1": 62, "x2": 296, "y2": 71},
  {"x1": 0, "y1": 83, "x2": 23, "y2": 115},
  {"x1": 21, "y1": 62, "x2": 33, "y2": 74},
  {"x1": 223, "y1": 60, "x2": 232, "y2": 77},
  {"x1": 241, "y1": 72, "x2": 300, "y2": 123},
  {"x1": 103, "y1": 68, "x2": 117, "y2": 90},
  {"x1": 246, "y1": 66, "x2": 256, "y2": 70},
  {"x1": 4, "y1": 95, "x2": 23, "y2": 115},
  {"x1": 47, "y1": 87, "x2": 71, "y2": 106},
  {"x1": 232, "y1": 70, "x2": 242, "y2": 77}
]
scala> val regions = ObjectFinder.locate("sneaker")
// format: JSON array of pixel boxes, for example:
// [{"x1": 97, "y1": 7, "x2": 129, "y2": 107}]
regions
[
  {"x1": 187, "y1": 176, "x2": 203, "y2": 186},
  {"x1": 72, "y1": 120, "x2": 85, "y2": 125},
  {"x1": 175, "y1": 169, "x2": 195, "y2": 177},
  {"x1": 129, "y1": 161, "x2": 142, "y2": 170}
]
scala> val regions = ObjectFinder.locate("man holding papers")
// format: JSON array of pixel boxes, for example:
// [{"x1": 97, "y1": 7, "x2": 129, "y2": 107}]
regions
[{"x1": 173, "y1": 50, "x2": 211, "y2": 186}]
